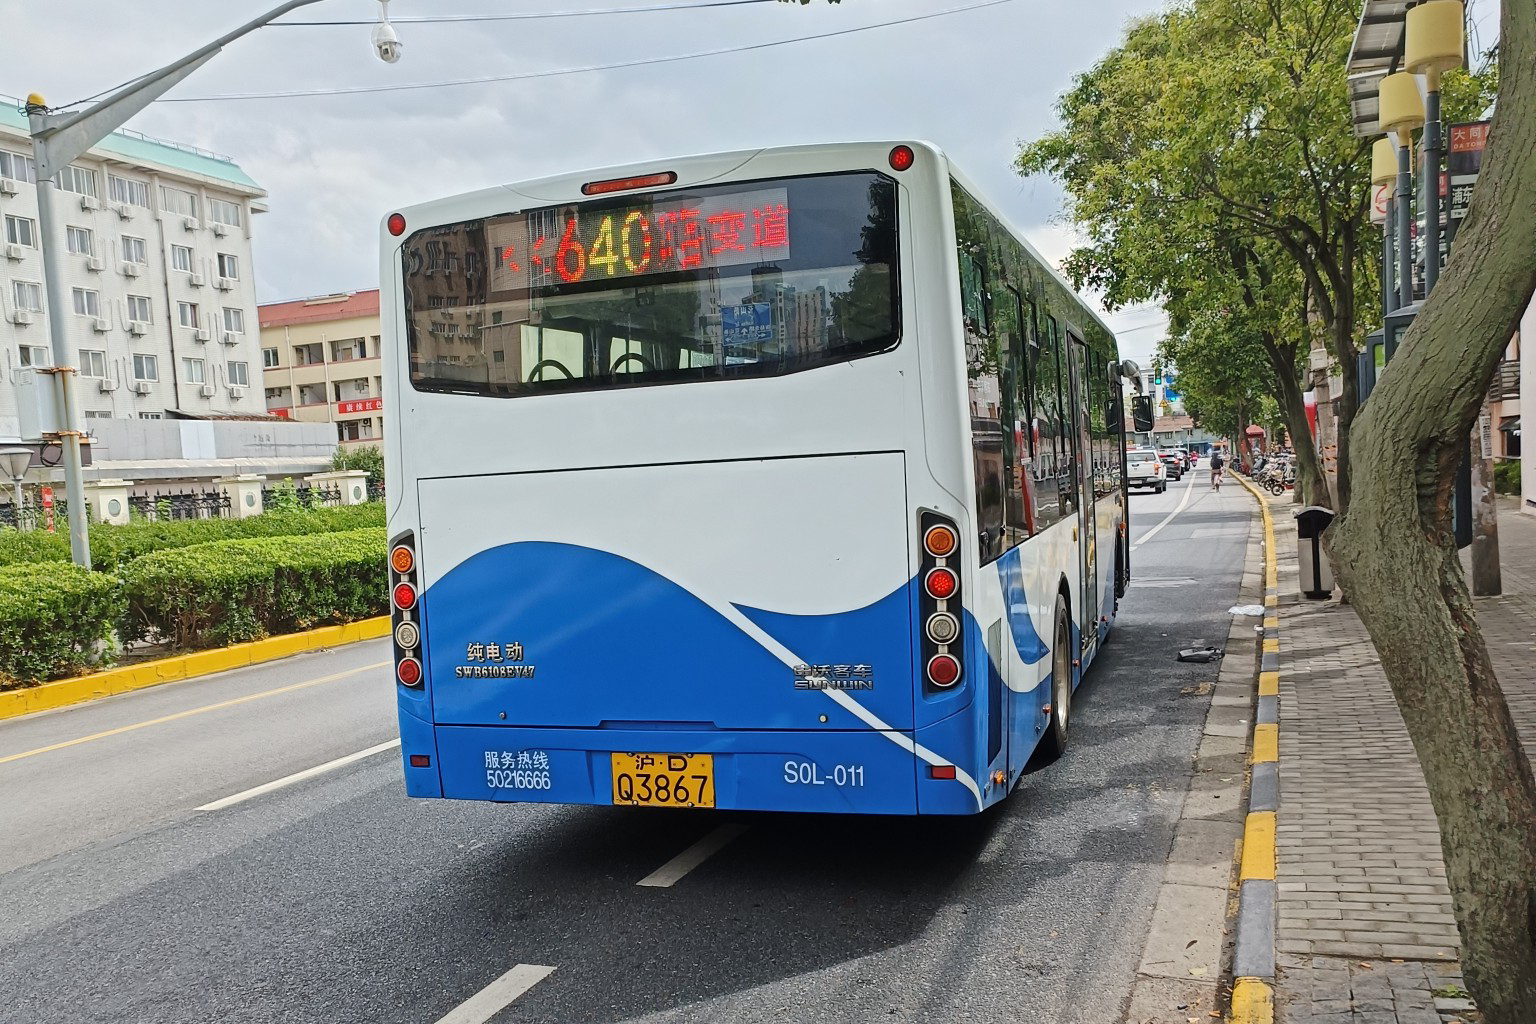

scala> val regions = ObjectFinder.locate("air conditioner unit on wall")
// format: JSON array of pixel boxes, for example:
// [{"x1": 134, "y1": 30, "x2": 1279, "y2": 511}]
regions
[
  {"x1": 212, "y1": 223, "x2": 228, "y2": 237},
  {"x1": 215, "y1": 277, "x2": 234, "y2": 292},
  {"x1": 87, "y1": 256, "x2": 104, "y2": 272},
  {"x1": 11, "y1": 309, "x2": 34, "y2": 325},
  {"x1": 79, "y1": 195, "x2": 100, "y2": 211},
  {"x1": 111, "y1": 202, "x2": 132, "y2": 220},
  {"x1": 0, "y1": 178, "x2": 17, "y2": 195},
  {"x1": 131, "y1": 380, "x2": 152, "y2": 395},
  {"x1": 189, "y1": 273, "x2": 206, "y2": 288},
  {"x1": 194, "y1": 327, "x2": 210, "y2": 342},
  {"x1": 199, "y1": 382, "x2": 216, "y2": 398},
  {"x1": 183, "y1": 216, "x2": 199, "y2": 232},
  {"x1": 221, "y1": 331, "x2": 238, "y2": 346},
  {"x1": 120, "y1": 262, "x2": 141, "y2": 277},
  {"x1": 91, "y1": 317, "x2": 110, "y2": 333},
  {"x1": 3, "y1": 243, "x2": 23, "y2": 261},
  {"x1": 229, "y1": 385, "x2": 245, "y2": 400},
  {"x1": 98, "y1": 378, "x2": 119, "y2": 393},
  {"x1": 129, "y1": 321, "x2": 149, "y2": 336}
]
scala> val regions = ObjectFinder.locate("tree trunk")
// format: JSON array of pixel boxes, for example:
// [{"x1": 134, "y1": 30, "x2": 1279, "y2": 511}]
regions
[
  {"x1": 1264, "y1": 336, "x2": 1330, "y2": 508},
  {"x1": 1327, "y1": 1, "x2": 1536, "y2": 1017},
  {"x1": 1332, "y1": 316, "x2": 1359, "y2": 512}
]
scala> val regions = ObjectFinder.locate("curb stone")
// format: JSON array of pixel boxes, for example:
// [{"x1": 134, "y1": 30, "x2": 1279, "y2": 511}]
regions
[
  {"x1": 1228, "y1": 471, "x2": 1280, "y2": 1023},
  {"x1": 0, "y1": 616, "x2": 392, "y2": 721}
]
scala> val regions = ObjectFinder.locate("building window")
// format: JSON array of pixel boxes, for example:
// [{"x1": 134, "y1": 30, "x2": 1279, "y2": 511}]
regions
[
  {"x1": 208, "y1": 198, "x2": 243, "y2": 228},
  {"x1": 331, "y1": 337, "x2": 367, "y2": 361},
  {"x1": 171, "y1": 245, "x2": 193, "y2": 272},
  {"x1": 84, "y1": 410, "x2": 113, "y2": 420},
  {"x1": 262, "y1": 347, "x2": 280, "y2": 368},
  {"x1": 132, "y1": 354, "x2": 158, "y2": 381},
  {"x1": 339, "y1": 419, "x2": 374, "y2": 442},
  {"x1": 178, "y1": 302, "x2": 199, "y2": 329},
  {"x1": 182, "y1": 357, "x2": 205, "y2": 384},
  {"x1": 12, "y1": 281, "x2": 42, "y2": 312},
  {"x1": 0, "y1": 150, "x2": 37, "y2": 184},
  {"x1": 293, "y1": 342, "x2": 324, "y2": 366},
  {"x1": 4, "y1": 215, "x2": 36, "y2": 247},
  {"x1": 161, "y1": 185, "x2": 198, "y2": 219},
  {"x1": 67, "y1": 226, "x2": 93, "y2": 255},
  {"x1": 138, "y1": 412, "x2": 162, "y2": 420},
  {"x1": 108, "y1": 174, "x2": 150, "y2": 208},
  {"x1": 121, "y1": 236, "x2": 148, "y2": 264},
  {"x1": 127, "y1": 294, "x2": 152, "y2": 323},
  {"x1": 57, "y1": 165, "x2": 98, "y2": 198},
  {"x1": 72, "y1": 288, "x2": 100, "y2": 317},
  {"x1": 216, "y1": 253, "x2": 239, "y2": 279},
  {"x1": 18, "y1": 345, "x2": 49, "y2": 367},
  {"x1": 265, "y1": 386, "x2": 289, "y2": 405},
  {"x1": 222, "y1": 307, "x2": 245, "y2": 334},
  {"x1": 79, "y1": 349, "x2": 107, "y2": 378},
  {"x1": 227, "y1": 360, "x2": 249, "y2": 387}
]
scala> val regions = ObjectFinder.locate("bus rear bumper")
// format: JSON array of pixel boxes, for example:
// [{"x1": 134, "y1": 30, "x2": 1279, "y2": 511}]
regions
[{"x1": 414, "y1": 724, "x2": 958, "y2": 815}]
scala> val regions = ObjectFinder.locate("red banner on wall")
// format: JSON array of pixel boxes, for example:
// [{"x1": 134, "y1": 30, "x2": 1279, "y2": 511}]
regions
[{"x1": 337, "y1": 398, "x2": 383, "y2": 415}]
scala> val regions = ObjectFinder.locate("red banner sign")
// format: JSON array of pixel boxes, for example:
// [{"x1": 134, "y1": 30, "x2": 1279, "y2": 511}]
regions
[
  {"x1": 337, "y1": 398, "x2": 383, "y2": 415},
  {"x1": 41, "y1": 485, "x2": 54, "y2": 533}
]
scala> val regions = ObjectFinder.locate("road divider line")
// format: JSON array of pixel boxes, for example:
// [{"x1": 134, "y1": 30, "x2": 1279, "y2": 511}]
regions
[
  {"x1": 433, "y1": 964, "x2": 556, "y2": 1024},
  {"x1": 196, "y1": 738, "x2": 401, "y2": 811},
  {"x1": 1131, "y1": 470, "x2": 1200, "y2": 550},
  {"x1": 0, "y1": 662, "x2": 389, "y2": 766},
  {"x1": 637, "y1": 824, "x2": 749, "y2": 887}
]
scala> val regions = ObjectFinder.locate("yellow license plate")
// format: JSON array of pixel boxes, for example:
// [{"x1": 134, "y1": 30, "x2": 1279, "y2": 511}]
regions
[{"x1": 610, "y1": 753, "x2": 715, "y2": 808}]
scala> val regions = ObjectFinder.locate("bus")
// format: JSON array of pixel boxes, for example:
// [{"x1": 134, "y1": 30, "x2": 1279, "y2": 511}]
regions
[{"x1": 380, "y1": 141, "x2": 1137, "y2": 815}]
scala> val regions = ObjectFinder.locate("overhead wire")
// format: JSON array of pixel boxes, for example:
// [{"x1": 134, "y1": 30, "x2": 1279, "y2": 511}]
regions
[
  {"x1": 274, "y1": 0, "x2": 781, "y2": 25},
  {"x1": 160, "y1": 0, "x2": 1019, "y2": 103}
]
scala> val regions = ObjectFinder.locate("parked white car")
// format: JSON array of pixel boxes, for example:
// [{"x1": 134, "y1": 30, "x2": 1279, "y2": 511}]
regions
[{"x1": 1127, "y1": 448, "x2": 1168, "y2": 493}]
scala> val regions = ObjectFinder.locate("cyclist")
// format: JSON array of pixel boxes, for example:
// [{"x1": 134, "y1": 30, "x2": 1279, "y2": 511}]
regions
[{"x1": 1209, "y1": 449, "x2": 1225, "y2": 490}]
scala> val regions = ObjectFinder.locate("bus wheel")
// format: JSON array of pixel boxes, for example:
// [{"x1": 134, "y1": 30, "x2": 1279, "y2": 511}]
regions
[{"x1": 1039, "y1": 594, "x2": 1073, "y2": 762}]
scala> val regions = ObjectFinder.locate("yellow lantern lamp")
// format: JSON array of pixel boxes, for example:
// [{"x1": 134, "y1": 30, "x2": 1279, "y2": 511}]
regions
[
  {"x1": 1406, "y1": 0, "x2": 1465, "y2": 89},
  {"x1": 1378, "y1": 72, "x2": 1425, "y2": 143},
  {"x1": 1371, "y1": 137, "x2": 1399, "y2": 186}
]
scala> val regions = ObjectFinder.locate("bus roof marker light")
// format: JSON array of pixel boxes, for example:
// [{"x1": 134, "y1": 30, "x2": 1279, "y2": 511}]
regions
[
  {"x1": 888, "y1": 146, "x2": 915, "y2": 172},
  {"x1": 581, "y1": 172, "x2": 678, "y2": 196},
  {"x1": 924, "y1": 567, "x2": 958, "y2": 601},
  {"x1": 387, "y1": 213, "x2": 407, "y2": 236}
]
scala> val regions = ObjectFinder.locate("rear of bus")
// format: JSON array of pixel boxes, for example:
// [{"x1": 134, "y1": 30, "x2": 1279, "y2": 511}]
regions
[{"x1": 383, "y1": 142, "x2": 987, "y2": 815}]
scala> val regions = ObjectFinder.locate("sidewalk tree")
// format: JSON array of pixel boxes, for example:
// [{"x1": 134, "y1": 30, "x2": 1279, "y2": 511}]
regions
[{"x1": 1327, "y1": 0, "x2": 1536, "y2": 1016}]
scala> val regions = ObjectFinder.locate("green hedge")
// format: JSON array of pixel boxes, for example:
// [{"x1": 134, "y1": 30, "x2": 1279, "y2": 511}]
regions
[
  {"x1": 119, "y1": 528, "x2": 387, "y2": 650},
  {"x1": 0, "y1": 562, "x2": 124, "y2": 686},
  {"x1": 1494, "y1": 459, "x2": 1521, "y2": 496},
  {"x1": 0, "y1": 503, "x2": 384, "y2": 572}
]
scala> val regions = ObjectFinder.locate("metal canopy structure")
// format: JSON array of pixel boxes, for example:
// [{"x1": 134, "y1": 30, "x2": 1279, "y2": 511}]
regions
[{"x1": 1346, "y1": 0, "x2": 1412, "y2": 137}]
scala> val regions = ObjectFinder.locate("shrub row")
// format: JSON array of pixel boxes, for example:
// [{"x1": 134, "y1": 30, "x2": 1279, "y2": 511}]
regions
[
  {"x1": 119, "y1": 528, "x2": 387, "y2": 650},
  {"x1": 0, "y1": 562, "x2": 123, "y2": 686},
  {"x1": 0, "y1": 503, "x2": 384, "y2": 572}
]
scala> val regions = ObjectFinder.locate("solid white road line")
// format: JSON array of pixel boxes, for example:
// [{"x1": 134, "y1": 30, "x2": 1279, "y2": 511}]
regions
[
  {"x1": 195, "y1": 739, "x2": 400, "y2": 811},
  {"x1": 1132, "y1": 470, "x2": 1200, "y2": 551},
  {"x1": 637, "y1": 824, "x2": 749, "y2": 887},
  {"x1": 433, "y1": 964, "x2": 556, "y2": 1024}
]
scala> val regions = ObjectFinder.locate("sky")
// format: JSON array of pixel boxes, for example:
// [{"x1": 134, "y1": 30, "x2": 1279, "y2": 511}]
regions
[{"x1": 3, "y1": 0, "x2": 1174, "y2": 367}]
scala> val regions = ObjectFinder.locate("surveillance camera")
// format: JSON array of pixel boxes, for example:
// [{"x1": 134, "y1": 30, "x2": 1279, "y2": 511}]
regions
[{"x1": 372, "y1": 21, "x2": 402, "y2": 63}]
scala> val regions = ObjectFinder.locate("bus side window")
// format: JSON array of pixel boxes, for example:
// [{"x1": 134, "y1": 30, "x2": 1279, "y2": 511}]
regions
[
  {"x1": 1002, "y1": 288, "x2": 1031, "y2": 544},
  {"x1": 521, "y1": 325, "x2": 586, "y2": 383},
  {"x1": 1029, "y1": 314, "x2": 1065, "y2": 530}
]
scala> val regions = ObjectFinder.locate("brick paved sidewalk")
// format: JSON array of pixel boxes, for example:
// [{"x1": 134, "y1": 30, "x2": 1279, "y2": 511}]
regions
[{"x1": 1269, "y1": 495, "x2": 1536, "y2": 1024}]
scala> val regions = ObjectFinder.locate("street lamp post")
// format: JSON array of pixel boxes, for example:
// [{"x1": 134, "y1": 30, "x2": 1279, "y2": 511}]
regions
[
  {"x1": 1371, "y1": 137, "x2": 1399, "y2": 314},
  {"x1": 1378, "y1": 73, "x2": 1424, "y2": 310},
  {"x1": 24, "y1": 0, "x2": 379, "y2": 567},
  {"x1": 1406, "y1": 0, "x2": 1464, "y2": 295},
  {"x1": 0, "y1": 449, "x2": 31, "y2": 528}
]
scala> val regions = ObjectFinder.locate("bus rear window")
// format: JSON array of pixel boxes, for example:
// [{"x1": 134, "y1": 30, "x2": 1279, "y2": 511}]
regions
[{"x1": 399, "y1": 173, "x2": 899, "y2": 397}]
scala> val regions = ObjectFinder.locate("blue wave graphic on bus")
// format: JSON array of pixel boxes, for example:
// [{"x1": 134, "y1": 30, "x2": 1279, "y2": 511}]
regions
[{"x1": 995, "y1": 546, "x2": 1051, "y2": 665}]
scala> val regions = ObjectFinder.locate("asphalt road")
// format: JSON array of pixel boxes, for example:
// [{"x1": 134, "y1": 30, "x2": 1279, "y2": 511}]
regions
[{"x1": 0, "y1": 465, "x2": 1252, "y2": 1024}]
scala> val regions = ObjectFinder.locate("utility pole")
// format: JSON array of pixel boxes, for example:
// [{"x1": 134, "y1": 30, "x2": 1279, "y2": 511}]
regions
[{"x1": 23, "y1": 0, "x2": 385, "y2": 567}]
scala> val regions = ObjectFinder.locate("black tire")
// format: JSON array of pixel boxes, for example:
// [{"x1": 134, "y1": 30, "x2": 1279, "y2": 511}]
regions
[
  {"x1": 1269, "y1": 481, "x2": 1285, "y2": 496},
  {"x1": 1037, "y1": 594, "x2": 1073, "y2": 762},
  {"x1": 1158, "y1": 483, "x2": 1167, "y2": 493}
]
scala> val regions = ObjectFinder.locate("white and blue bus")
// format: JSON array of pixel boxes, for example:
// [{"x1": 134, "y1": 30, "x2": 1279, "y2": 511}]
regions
[{"x1": 381, "y1": 142, "x2": 1136, "y2": 815}]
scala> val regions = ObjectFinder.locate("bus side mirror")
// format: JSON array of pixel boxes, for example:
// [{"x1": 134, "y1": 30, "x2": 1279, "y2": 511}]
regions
[{"x1": 1131, "y1": 395, "x2": 1155, "y2": 432}]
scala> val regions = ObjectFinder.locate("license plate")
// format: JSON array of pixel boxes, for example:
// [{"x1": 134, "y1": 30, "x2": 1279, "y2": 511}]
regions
[{"x1": 611, "y1": 753, "x2": 715, "y2": 808}]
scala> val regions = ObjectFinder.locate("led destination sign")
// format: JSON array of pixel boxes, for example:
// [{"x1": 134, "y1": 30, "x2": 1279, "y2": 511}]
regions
[{"x1": 487, "y1": 187, "x2": 791, "y2": 291}]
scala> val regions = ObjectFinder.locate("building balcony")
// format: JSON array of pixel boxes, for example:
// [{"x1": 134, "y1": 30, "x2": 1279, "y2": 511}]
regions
[{"x1": 1489, "y1": 359, "x2": 1520, "y2": 402}]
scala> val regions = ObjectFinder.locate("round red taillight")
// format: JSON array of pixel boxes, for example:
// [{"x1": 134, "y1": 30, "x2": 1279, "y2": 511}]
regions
[
  {"x1": 390, "y1": 545, "x2": 414, "y2": 574},
  {"x1": 924, "y1": 567, "x2": 958, "y2": 600},
  {"x1": 387, "y1": 212, "x2": 407, "y2": 236},
  {"x1": 888, "y1": 145, "x2": 915, "y2": 171},
  {"x1": 392, "y1": 582, "x2": 417, "y2": 610},
  {"x1": 927, "y1": 653, "x2": 961, "y2": 687},
  {"x1": 397, "y1": 657, "x2": 422, "y2": 686}
]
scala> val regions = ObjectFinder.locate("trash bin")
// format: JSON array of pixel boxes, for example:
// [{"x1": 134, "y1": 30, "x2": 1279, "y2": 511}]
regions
[{"x1": 1294, "y1": 506, "x2": 1336, "y2": 599}]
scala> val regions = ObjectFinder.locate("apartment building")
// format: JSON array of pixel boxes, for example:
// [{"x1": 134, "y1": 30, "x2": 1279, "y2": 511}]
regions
[
  {"x1": 0, "y1": 99, "x2": 267, "y2": 449},
  {"x1": 258, "y1": 290, "x2": 383, "y2": 448}
]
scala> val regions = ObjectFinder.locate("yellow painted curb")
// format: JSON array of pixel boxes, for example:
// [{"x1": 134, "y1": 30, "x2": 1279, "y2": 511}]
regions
[
  {"x1": 0, "y1": 616, "x2": 391, "y2": 722},
  {"x1": 1240, "y1": 811, "x2": 1277, "y2": 880},
  {"x1": 1230, "y1": 978, "x2": 1274, "y2": 1023},
  {"x1": 1251, "y1": 723, "x2": 1278, "y2": 763},
  {"x1": 1263, "y1": 615, "x2": 1279, "y2": 629},
  {"x1": 1258, "y1": 671, "x2": 1280, "y2": 697},
  {"x1": 1262, "y1": 637, "x2": 1280, "y2": 654}
]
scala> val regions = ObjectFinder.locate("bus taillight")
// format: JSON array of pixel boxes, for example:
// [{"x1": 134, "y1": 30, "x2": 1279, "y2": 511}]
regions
[
  {"x1": 918, "y1": 511, "x2": 963, "y2": 697},
  {"x1": 927, "y1": 653, "x2": 961, "y2": 687},
  {"x1": 924, "y1": 567, "x2": 958, "y2": 600},
  {"x1": 390, "y1": 531, "x2": 424, "y2": 689}
]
